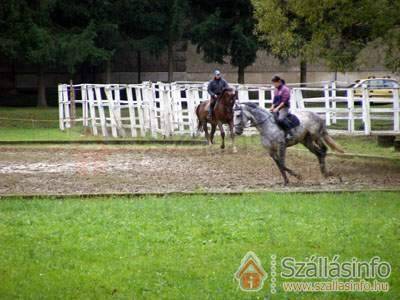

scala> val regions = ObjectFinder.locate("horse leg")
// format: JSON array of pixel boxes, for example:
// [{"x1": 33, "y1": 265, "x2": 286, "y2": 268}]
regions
[
  {"x1": 229, "y1": 121, "x2": 237, "y2": 153},
  {"x1": 302, "y1": 134, "x2": 328, "y2": 177},
  {"x1": 270, "y1": 147, "x2": 289, "y2": 185},
  {"x1": 218, "y1": 122, "x2": 225, "y2": 149},
  {"x1": 210, "y1": 124, "x2": 217, "y2": 144},
  {"x1": 277, "y1": 143, "x2": 302, "y2": 180},
  {"x1": 203, "y1": 122, "x2": 211, "y2": 145},
  {"x1": 315, "y1": 139, "x2": 329, "y2": 176},
  {"x1": 283, "y1": 166, "x2": 302, "y2": 180}
]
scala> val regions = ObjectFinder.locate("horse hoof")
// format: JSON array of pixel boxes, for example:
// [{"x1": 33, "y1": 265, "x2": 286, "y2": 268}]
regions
[
  {"x1": 220, "y1": 145, "x2": 225, "y2": 149},
  {"x1": 232, "y1": 147, "x2": 238, "y2": 153}
]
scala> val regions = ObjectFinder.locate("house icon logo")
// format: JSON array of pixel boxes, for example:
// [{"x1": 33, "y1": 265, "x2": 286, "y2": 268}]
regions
[{"x1": 234, "y1": 251, "x2": 267, "y2": 291}]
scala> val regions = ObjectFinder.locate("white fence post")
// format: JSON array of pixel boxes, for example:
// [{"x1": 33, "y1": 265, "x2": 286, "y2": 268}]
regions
[
  {"x1": 172, "y1": 84, "x2": 185, "y2": 133},
  {"x1": 347, "y1": 88, "x2": 355, "y2": 133},
  {"x1": 134, "y1": 85, "x2": 146, "y2": 136},
  {"x1": 158, "y1": 83, "x2": 172, "y2": 137},
  {"x1": 258, "y1": 88, "x2": 265, "y2": 108},
  {"x1": 62, "y1": 84, "x2": 71, "y2": 128},
  {"x1": 331, "y1": 81, "x2": 337, "y2": 124},
  {"x1": 127, "y1": 85, "x2": 137, "y2": 137},
  {"x1": 145, "y1": 82, "x2": 158, "y2": 138},
  {"x1": 104, "y1": 85, "x2": 119, "y2": 138},
  {"x1": 393, "y1": 88, "x2": 399, "y2": 132},
  {"x1": 324, "y1": 83, "x2": 331, "y2": 126},
  {"x1": 58, "y1": 84, "x2": 65, "y2": 130},
  {"x1": 186, "y1": 87, "x2": 197, "y2": 136},
  {"x1": 94, "y1": 86, "x2": 108, "y2": 137},
  {"x1": 362, "y1": 86, "x2": 371, "y2": 135},
  {"x1": 238, "y1": 85, "x2": 249, "y2": 102},
  {"x1": 81, "y1": 84, "x2": 89, "y2": 127},
  {"x1": 87, "y1": 85, "x2": 98, "y2": 136}
]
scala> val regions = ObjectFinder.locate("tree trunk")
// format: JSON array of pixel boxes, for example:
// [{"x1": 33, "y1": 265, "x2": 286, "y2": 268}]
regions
[
  {"x1": 137, "y1": 51, "x2": 142, "y2": 83},
  {"x1": 167, "y1": 36, "x2": 174, "y2": 83},
  {"x1": 300, "y1": 60, "x2": 307, "y2": 86},
  {"x1": 238, "y1": 65, "x2": 245, "y2": 84},
  {"x1": 37, "y1": 65, "x2": 47, "y2": 107},
  {"x1": 10, "y1": 60, "x2": 17, "y2": 95},
  {"x1": 105, "y1": 59, "x2": 112, "y2": 84}
]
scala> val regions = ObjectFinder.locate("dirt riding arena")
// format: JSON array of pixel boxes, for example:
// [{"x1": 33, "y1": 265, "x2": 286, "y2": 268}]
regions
[{"x1": 1, "y1": 145, "x2": 399, "y2": 196}]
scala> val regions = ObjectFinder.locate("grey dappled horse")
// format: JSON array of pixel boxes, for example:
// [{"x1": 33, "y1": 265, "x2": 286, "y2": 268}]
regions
[{"x1": 234, "y1": 103, "x2": 344, "y2": 185}]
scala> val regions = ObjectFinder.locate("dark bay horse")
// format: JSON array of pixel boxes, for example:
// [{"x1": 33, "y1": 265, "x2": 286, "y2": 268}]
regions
[{"x1": 196, "y1": 88, "x2": 238, "y2": 152}]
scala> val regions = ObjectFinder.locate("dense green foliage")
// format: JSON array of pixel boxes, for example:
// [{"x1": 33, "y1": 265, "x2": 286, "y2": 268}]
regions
[
  {"x1": 190, "y1": 0, "x2": 259, "y2": 83},
  {"x1": 253, "y1": 0, "x2": 400, "y2": 74},
  {"x1": 0, "y1": 192, "x2": 399, "y2": 298},
  {"x1": 0, "y1": 0, "x2": 399, "y2": 104}
]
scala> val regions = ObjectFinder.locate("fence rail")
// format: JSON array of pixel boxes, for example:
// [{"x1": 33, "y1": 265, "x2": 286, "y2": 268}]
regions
[{"x1": 58, "y1": 81, "x2": 400, "y2": 137}]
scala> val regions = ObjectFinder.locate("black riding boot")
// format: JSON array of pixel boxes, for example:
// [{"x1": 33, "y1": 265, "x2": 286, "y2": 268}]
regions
[
  {"x1": 207, "y1": 106, "x2": 213, "y2": 119},
  {"x1": 277, "y1": 119, "x2": 293, "y2": 141}
]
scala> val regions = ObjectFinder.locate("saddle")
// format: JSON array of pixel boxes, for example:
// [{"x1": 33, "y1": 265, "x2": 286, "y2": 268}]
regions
[{"x1": 273, "y1": 113, "x2": 300, "y2": 131}]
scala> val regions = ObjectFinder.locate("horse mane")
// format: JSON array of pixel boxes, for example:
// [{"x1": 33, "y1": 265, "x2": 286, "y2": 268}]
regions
[
  {"x1": 242, "y1": 102, "x2": 258, "y2": 109},
  {"x1": 242, "y1": 102, "x2": 272, "y2": 119},
  {"x1": 219, "y1": 87, "x2": 237, "y2": 101}
]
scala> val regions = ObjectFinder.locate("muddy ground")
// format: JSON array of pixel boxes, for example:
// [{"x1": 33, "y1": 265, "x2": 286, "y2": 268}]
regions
[{"x1": 0, "y1": 145, "x2": 399, "y2": 195}]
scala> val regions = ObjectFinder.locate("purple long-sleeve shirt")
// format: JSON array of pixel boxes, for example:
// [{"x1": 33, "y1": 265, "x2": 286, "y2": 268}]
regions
[{"x1": 273, "y1": 84, "x2": 291, "y2": 107}]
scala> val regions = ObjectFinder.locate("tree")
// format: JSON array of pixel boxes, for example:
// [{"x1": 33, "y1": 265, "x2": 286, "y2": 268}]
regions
[
  {"x1": 252, "y1": 0, "x2": 312, "y2": 83},
  {"x1": 115, "y1": 0, "x2": 188, "y2": 83},
  {"x1": 290, "y1": 0, "x2": 380, "y2": 73},
  {"x1": 115, "y1": 0, "x2": 165, "y2": 83},
  {"x1": 56, "y1": 23, "x2": 110, "y2": 80},
  {"x1": 0, "y1": 0, "x2": 21, "y2": 59},
  {"x1": 166, "y1": 0, "x2": 188, "y2": 82},
  {"x1": 253, "y1": 0, "x2": 399, "y2": 79},
  {"x1": 190, "y1": 0, "x2": 258, "y2": 83},
  {"x1": 0, "y1": 0, "x2": 58, "y2": 107},
  {"x1": 51, "y1": 0, "x2": 112, "y2": 82},
  {"x1": 1, "y1": 0, "x2": 111, "y2": 106},
  {"x1": 0, "y1": 1, "x2": 25, "y2": 95},
  {"x1": 378, "y1": 1, "x2": 400, "y2": 73}
]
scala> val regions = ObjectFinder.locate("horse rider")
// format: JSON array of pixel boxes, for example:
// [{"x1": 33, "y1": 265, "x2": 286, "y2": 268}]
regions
[
  {"x1": 207, "y1": 69, "x2": 229, "y2": 119},
  {"x1": 270, "y1": 75, "x2": 292, "y2": 139}
]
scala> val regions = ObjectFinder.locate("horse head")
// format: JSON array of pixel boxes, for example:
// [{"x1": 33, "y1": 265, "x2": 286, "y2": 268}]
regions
[
  {"x1": 220, "y1": 87, "x2": 237, "y2": 108},
  {"x1": 234, "y1": 103, "x2": 268, "y2": 135}
]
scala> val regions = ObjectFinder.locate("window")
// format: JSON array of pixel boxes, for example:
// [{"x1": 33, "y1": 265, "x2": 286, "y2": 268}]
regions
[{"x1": 383, "y1": 80, "x2": 399, "y2": 88}]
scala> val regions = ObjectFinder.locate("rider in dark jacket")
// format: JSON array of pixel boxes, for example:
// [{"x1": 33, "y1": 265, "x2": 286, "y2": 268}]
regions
[{"x1": 207, "y1": 70, "x2": 229, "y2": 119}]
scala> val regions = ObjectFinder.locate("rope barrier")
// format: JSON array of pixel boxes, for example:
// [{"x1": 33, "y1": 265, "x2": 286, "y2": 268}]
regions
[{"x1": 0, "y1": 117, "x2": 59, "y2": 122}]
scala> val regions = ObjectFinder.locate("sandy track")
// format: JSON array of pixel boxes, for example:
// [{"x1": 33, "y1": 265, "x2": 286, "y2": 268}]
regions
[{"x1": 0, "y1": 145, "x2": 399, "y2": 195}]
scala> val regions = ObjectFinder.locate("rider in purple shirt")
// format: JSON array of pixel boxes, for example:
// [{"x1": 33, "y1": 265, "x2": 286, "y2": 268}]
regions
[{"x1": 270, "y1": 75, "x2": 292, "y2": 139}]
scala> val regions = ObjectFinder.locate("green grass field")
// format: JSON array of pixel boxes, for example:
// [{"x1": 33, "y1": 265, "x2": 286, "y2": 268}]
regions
[{"x1": 0, "y1": 192, "x2": 399, "y2": 299}]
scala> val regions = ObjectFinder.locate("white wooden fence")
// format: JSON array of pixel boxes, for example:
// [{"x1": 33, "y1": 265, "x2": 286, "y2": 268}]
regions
[{"x1": 58, "y1": 81, "x2": 400, "y2": 137}]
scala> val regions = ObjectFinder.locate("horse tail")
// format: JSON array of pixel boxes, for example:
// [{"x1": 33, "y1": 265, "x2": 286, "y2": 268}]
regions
[
  {"x1": 321, "y1": 129, "x2": 345, "y2": 153},
  {"x1": 195, "y1": 105, "x2": 204, "y2": 132}
]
